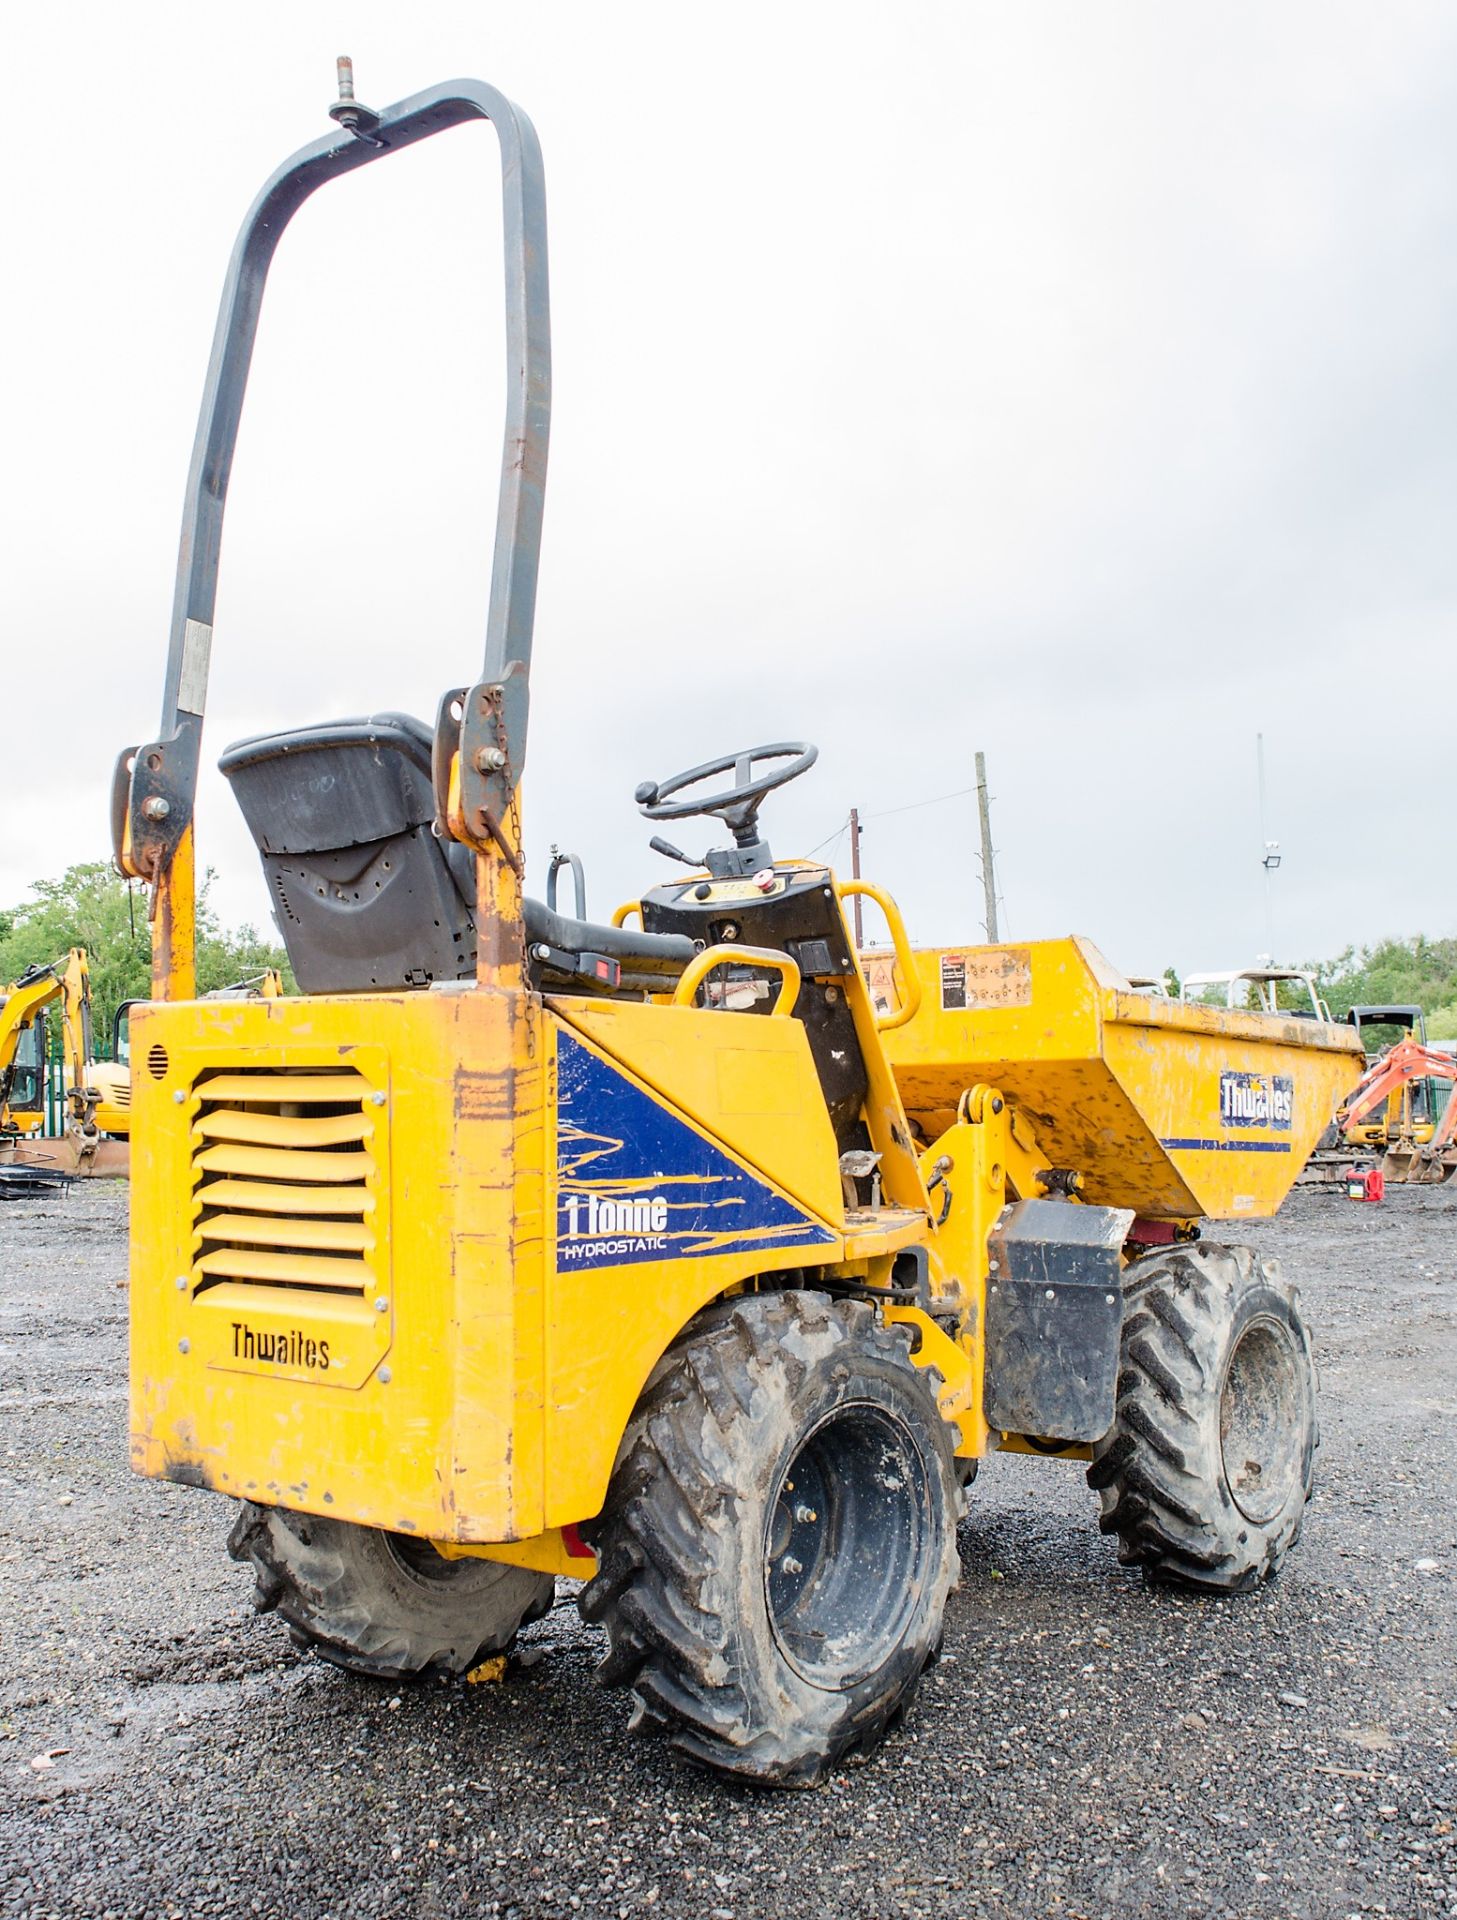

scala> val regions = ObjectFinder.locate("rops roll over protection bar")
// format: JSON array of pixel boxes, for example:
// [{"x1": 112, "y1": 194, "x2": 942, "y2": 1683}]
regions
[{"x1": 112, "y1": 61, "x2": 551, "y2": 995}]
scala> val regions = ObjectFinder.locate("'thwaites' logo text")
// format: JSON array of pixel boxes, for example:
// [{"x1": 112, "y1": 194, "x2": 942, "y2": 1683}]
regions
[
  {"x1": 1219, "y1": 1070, "x2": 1294, "y2": 1130},
  {"x1": 231, "y1": 1322, "x2": 331, "y2": 1370}
]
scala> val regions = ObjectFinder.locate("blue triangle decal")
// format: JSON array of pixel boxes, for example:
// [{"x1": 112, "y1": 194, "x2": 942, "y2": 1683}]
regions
[{"x1": 555, "y1": 1029, "x2": 836, "y2": 1272}]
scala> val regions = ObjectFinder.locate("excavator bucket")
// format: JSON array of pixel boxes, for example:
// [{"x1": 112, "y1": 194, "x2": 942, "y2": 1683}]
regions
[
  {"x1": 1402, "y1": 1134, "x2": 1457, "y2": 1185},
  {"x1": 0, "y1": 1130, "x2": 130, "y2": 1179},
  {"x1": 1380, "y1": 1142, "x2": 1420, "y2": 1183}
]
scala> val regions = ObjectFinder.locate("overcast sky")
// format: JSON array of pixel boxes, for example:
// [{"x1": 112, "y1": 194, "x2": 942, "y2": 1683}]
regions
[{"x1": 4, "y1": 4, "x2": 1452, "y2": 978}]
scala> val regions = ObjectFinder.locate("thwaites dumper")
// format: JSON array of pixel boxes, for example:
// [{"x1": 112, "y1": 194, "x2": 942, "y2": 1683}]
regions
[{"x1": 118, "y1": 70, "x2": 1364, "y2": 1787}]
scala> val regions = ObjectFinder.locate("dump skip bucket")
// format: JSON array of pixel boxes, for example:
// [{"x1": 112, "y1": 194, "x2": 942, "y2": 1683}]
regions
[{"x1": 871, "y1": 937, "x2": 1364, "y2": 1222}]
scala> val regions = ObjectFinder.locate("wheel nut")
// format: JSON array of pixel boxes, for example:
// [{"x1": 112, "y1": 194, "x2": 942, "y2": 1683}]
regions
[
  {"x1": 794, "y1": 1505, "x2": 817, "y2": 1525},
  {"x1": 781, "y1": 1555, "x2": 803, "y2": 1576}
]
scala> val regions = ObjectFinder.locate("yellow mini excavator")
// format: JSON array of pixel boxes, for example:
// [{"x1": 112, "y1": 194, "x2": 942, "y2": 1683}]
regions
[
  {"x1": 117, "y1": 66, "x2": 1362, "y2": 1786},
  {"x1": 0, "y1": 950, "x2": 128, "y2": 1182}
]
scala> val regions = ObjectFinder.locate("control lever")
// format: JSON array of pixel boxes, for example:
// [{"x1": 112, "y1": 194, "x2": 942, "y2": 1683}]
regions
[{"x1": 649, "y1": 835, "x2": 707, "y2": 867}]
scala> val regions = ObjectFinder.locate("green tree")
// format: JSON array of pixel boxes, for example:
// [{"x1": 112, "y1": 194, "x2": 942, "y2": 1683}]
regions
[
  {"x1": 1307, "y1": 935, "x2": 1457, "y2": 1025},
  {"x1": 0, "y1": 861, "x2": 291, "y2": 1047}
]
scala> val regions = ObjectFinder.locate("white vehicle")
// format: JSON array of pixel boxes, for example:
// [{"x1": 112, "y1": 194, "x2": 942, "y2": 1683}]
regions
[
  {"x1": 1179, "y1": 967, "x2": 1333, "y2": 1023},
  {"x1": 1125, "y1": 975, "x2": 1174, "y2": 997}
]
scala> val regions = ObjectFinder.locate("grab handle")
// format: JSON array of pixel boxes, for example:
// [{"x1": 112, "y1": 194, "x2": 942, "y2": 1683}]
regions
[
  {"x1": 840, "y1": 880, "x2": 922, "y2": 1031},
  {"x1": 671, "y1": 946, "x2": 802, "y2": 1017},
  {"x1": 546, "y1": 849, "x2": 587, "y2": 919}
]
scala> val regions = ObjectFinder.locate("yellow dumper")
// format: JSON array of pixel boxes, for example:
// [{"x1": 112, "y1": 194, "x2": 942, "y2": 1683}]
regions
[{"x1": 119, "y1": 69, "x2": 1362, "y2": 1789}]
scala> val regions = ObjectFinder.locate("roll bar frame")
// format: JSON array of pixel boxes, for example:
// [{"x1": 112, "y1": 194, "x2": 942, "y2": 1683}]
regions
[{"x1": 112, "y1": 73, "x2": 550, "y2": 995}]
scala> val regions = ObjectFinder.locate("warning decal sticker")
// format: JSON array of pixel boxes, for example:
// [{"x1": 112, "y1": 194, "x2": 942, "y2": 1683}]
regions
[{"x1": 940, "y1": 947, "x2": 1033, "y2": 1012}]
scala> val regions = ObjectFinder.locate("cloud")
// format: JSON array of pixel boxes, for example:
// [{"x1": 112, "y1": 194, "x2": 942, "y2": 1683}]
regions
[{"x1": 4, "y1": 3, "x2": 1453, "y2": 978}]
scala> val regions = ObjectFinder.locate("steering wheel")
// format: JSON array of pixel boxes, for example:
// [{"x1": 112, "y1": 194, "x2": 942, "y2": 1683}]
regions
[{"x1": 635, "y1": 743, "x2": 818, "y2": 832}]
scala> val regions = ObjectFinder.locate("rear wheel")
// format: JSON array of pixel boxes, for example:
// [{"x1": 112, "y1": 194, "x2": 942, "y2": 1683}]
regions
[
  {"x1": 580, "y1": 1291, "x2": 959, "y2": 1787},
  {"x1": 228, "y1": 1503, "x2": 555, "y2": 1679},
  {"x1": 1088, "y1": 1243, "x2": 1316, "y2": 1592}
]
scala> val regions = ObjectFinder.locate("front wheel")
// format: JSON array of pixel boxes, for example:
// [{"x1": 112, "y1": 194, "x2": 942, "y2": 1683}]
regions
[
  {"x1": 580, "y1": 1291, "x2": 960, "y2": 1786},
  {"x1": 1088, "y1": 1243, "x2": 1316, "y2": 1592},
  {"x1": 228, "y1": 1504, "x2": 555, "y2": 1678}
]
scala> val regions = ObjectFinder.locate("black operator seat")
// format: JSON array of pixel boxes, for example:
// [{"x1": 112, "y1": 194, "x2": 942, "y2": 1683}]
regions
[{"x1": 218, "y1": 714, "x2": 694, "y2": 995}]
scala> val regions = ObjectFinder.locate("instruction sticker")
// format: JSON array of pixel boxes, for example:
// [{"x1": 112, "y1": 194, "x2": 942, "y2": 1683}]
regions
[{"x1": 940, "y1": 947, "x2": 1033, "y2": 1011}]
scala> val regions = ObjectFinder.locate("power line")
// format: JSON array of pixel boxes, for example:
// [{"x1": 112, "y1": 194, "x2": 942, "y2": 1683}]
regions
[
  {"x1": 808, "y1": 782, "x2": 979, "y2": 848},
  {"x1": 806, "y1": 815, "x2": 851, "y2": 855},
  {"x1": 862, "y1": 782, "x2": 979, "y2": 823}
]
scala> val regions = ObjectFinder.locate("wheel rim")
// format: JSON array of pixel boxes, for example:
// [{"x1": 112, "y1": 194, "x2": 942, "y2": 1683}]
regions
[
  {"x1": 1220, "y1": 1316, "x2": 1307, "y2": 1525},
  {"x1": 382, "y1": 1532, "x2": 474, "y2": 1585},
  {"x1": 764, "y1": 1401, "x2": 930, "y2": 1689}
]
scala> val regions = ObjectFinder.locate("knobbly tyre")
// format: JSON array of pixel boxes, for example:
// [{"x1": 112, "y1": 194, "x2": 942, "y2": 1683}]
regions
[{"x1": 118, "y1": 65, "x2": 1364, "y2": 1787}]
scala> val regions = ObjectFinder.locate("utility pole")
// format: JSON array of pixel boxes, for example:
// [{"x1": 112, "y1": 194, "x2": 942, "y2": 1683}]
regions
[
  {"x1": 1256, "y1": 732, "x2": 1281, "y2": 963},
  {"x1": 975, "y1": 751, "x2": 999, "y2": 943},
  {"x1": 848, "y1": 807, "x2": 864, "y2": 948}
]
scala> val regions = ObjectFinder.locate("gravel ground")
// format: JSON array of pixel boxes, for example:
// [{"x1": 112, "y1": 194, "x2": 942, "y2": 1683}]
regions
[{"x1": 2, "y1": 1179, "x2": 1455, "y2": 1919}]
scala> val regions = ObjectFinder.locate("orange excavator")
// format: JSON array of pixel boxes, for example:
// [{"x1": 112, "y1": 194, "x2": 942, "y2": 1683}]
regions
[{"x1": 1338, "y1": 1038, "x2": 1457, "y2": 1185}]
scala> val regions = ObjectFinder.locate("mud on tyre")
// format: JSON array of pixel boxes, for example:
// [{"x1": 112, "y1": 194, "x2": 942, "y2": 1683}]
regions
[
  {"x1": 580, "y1": 1290, "x2": 960, "y2": 1787},
  {"x1": 1088, "y1": 1243, "x2": 1316, "y2": 1593},
  {"x1": 229, "y1": 1504, "x2": 555, "y2": 1679}
]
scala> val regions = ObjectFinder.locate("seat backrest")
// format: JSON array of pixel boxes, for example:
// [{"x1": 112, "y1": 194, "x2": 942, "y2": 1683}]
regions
[
  {"x1": 222, "y1": 711, "x2": 698, "y2": 997},
  {"x1": 219, "y1": 715, "x2": 477, "y2": 993}
]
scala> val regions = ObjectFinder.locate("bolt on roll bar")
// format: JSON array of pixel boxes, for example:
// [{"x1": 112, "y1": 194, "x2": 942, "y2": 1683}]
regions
[{"x1": 113, "y1": 62, "x2": 551, "y2": 996}]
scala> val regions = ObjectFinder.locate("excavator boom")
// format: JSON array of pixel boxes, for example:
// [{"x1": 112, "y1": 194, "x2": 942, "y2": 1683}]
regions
[{"x1": 1339, "y1": 1037, "x2": 1457, "y2": 1184}]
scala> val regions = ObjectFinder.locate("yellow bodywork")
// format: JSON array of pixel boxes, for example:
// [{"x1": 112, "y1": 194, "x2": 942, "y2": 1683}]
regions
[
  {"x1": 130, "y1": 912, "x2": 1363, "y2": 1553},
  {"x1": 129, "y1": 976, "x2": 937, "y2": 1543},
  {"x1": 92, "y1": 968, "x2": 283, "y2": 1140},
  {"x1": 90, "y1": 1061, "x2": 132, "y2": 1138},
  {"x1": 1348, "y1": 1097, "x2": 1436, "y2": 1152}
]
